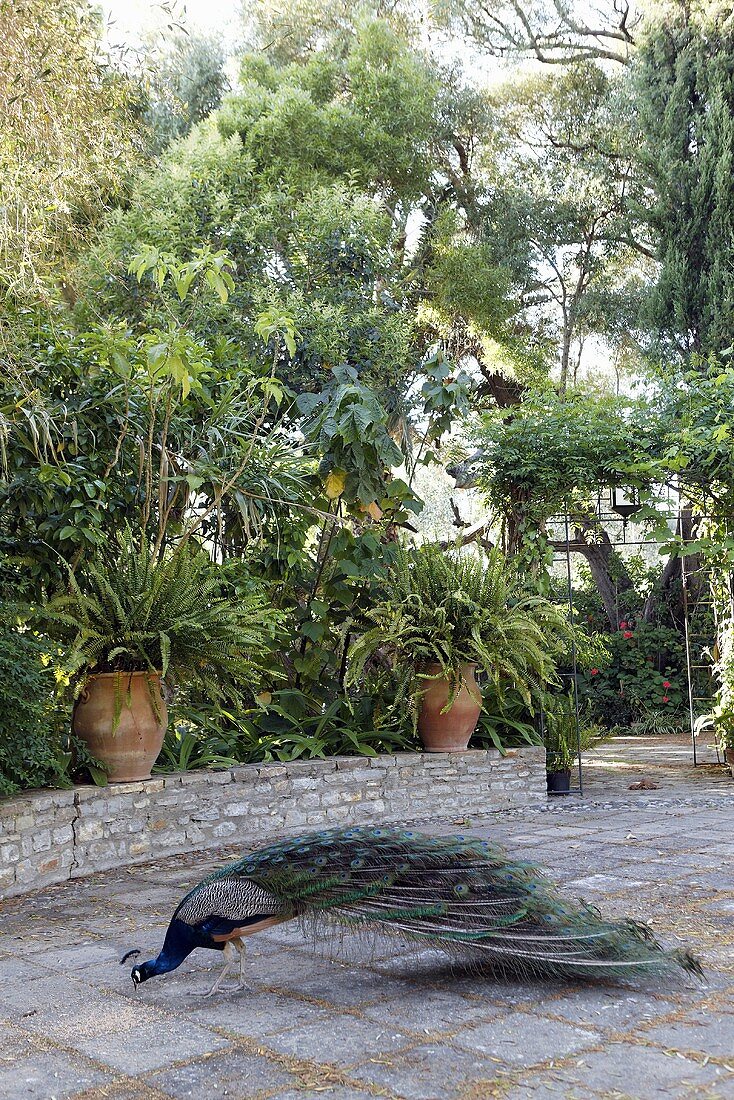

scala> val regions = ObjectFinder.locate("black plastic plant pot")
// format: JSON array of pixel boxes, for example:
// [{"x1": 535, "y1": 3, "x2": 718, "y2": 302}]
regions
[{"x1": 546, "y1": 769, "x2": 572, "y2": 794}]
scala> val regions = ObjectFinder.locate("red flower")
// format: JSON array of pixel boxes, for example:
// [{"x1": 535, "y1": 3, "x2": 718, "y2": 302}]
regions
[
  {"x1": 663, "y1": 680, "x2": 671, "y2": 688},
  {"x1": 590, "y1": 668, "x2": 599, "y2": 676},
  {"x1": 662, "y1": 695, "x2": 670, "y2": 703},
  {"x1": 623, "y1": 630, "x2": 634, "y2": 639},
  {"x1": 619, "y1": 621, "x2": 628, "y2": 629}
]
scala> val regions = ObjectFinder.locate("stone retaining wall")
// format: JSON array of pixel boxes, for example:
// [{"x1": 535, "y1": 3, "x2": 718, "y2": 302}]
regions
[{"x1": 0, "y1": 747, "x2": 545, "y2": 899}]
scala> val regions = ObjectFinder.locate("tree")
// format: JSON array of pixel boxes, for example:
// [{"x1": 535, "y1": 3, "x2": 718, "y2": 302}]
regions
[
  {"x1": 486, "y1": 62, "x2": 647, "y2": 390},
  {"x1": 0, "y1": 0, "x2": 141, "y2": 301},
  {"x1": 434, "y1": 0, "x2": 640, "y2": 66},
  {"x1": 634, "y1": 4, "x2": 734, "y2": 359},
  {"x1": 63, "y1": 21, "x2": 515, "y2": 724},
  {"x1": 75, "y1": 21, "x2": 524, "y2": 409},
  {"x1": 243, "y1": 0, "x2": 422, "y2": 63},
  {"x1": 141, "y1": 32, "x2": 230, "y2": 154}
]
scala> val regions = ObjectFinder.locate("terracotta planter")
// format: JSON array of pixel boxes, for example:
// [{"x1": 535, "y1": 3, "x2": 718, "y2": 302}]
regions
[
  {"x1": 418, "y1": 662, "x2": 481, "y2": 752},
  {"x1": 725, "y1": 748, "x2": 734, "y2": 775},
  {"x1": 73, "y1": 671, "x2": 167, "y2": 783}
]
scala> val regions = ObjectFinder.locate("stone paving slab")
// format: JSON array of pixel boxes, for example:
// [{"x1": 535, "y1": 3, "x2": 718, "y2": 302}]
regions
[{"x1": 0, "y1": 735, "x2": 732, "y2": 1099}]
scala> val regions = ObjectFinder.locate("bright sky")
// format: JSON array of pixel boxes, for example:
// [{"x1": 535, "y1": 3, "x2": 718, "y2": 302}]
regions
[{"x1": 103, "y1": 0, "x2": 241, "y2": 48}]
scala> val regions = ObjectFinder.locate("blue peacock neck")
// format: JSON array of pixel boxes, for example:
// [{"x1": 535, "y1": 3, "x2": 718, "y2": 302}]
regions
[{"x1": 145, "y1": 918, "x2": 200, "y2": 977}]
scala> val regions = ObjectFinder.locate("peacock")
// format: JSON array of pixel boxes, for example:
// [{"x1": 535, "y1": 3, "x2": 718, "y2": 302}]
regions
[{"x1": 123, "y1": 826, "x2": 701, "y2": 995}]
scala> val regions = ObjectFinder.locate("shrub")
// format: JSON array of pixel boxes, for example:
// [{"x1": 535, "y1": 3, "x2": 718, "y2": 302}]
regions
[
  {"x1": 578, "y1": 621, "x2": 685, "y2": 728},
  {"x1": 0, "y1": 614, "x2": 69, "y2": 794},
  {"x1": 45, "y1": 532, "x2": 282, "y2": 709}
]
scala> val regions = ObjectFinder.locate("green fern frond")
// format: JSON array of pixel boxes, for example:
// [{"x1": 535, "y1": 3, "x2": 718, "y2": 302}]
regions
[
  {"x1": 347, "y1": 542, "x2": 573, "y2": 727},
  {"x1": 45, "y1": 529, "x2": 283, "y2": 704}
]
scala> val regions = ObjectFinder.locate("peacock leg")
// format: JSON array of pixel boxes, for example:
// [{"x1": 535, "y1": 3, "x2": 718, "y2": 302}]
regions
[
  {"x1": 203, "y1": 940, "x2": 239, "y2": 997},
  {"x1": 232, "y1": 937, "x2": 247, "y2": 989}
]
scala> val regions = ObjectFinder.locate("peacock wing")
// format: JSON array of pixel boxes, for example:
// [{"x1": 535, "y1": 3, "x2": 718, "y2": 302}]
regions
[
  {"x1": 211, "y1": 826, "x2": 701, "y2": 981},
  {"x1": 174, "y1": 875, "x2": 283, "y2": 933}
]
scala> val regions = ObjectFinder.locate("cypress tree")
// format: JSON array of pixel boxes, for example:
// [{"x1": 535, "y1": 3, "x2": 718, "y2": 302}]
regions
[{"x1": 635, "y1": 4, "x2": 734, "y2": 358}]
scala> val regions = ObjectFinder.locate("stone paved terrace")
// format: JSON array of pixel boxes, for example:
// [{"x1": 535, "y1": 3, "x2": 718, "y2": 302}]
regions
[{"x1": 0, "y1": 735, "x2": 732, "y2": 1100}]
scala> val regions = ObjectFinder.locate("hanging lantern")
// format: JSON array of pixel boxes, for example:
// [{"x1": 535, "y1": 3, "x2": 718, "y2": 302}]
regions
[{"x1": 609, "y1": 486, "x2": 641, "y2": 523}]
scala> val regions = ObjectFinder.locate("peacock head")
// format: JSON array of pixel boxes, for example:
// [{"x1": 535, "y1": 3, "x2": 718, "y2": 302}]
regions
[
  {"x1": 121, "y1": 948, "x2": 156, "y2": 989},
  {"x1": 130, "y1": 960, "x2": 157, "y2": 988}
]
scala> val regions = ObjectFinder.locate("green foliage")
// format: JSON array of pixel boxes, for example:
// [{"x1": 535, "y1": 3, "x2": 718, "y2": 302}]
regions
[
  {"x1": 474, "y1": 388, "x2": 662, "y2": 575},
  {"x1": 543, "y1": 692, "x2": 606, "y2": 773},
  {"x1": 483, "y1": 60, "x2": 643, "y2": 385},
  {"x1": 416, "y1": 347, "x2": 473, "y2": 456},
  {"x1": 127, "y1": 245, "x2": 236, "y2": 306},
  {"x1": 159, "y1": 673, "x2": 545, "y2": 769},
  {"x1": 347, "y1": 542, "x2": 572, "y2": 719},
  {"x1": 647, "y1": 359, "x2": 734, "y2": 750},
  {"x1": 0, "y1": 306, "x2": 311, "y2": 594},
  {"x1": 244, "y1": 688, "x2": 414, "y2": 761},
  {"x1": 0, "y1": 611, "x2": 70, "y2": 795},
  {"x1": 473, "y1": 685, "x2": 542, "y2": 755},
  {"x1": 620, "y1": 710, "x2": 686, "y2": 739},
  {"x1": 0, "y1": 0, "x2": 141, "y2": 299},
  {"x1": 45, "y1": 533, "x2": 282, "y2": 710},
  {"x1": 635, "y1": 7, "x2": 734, "y2": 358},
  {"x1": 155, "y1": 683, "x2": 418, "y2": 770},
  {"x1": 75, "y1": 18, "x2": 522, "y2": 412},
  {"x1": 477, "y1": 389, "x2": 659, "y2": 524},
  {"x1": 141, "y1": 32, "x2": 229, "y2": 154},
  {"x1": 580, "y1": 622, "x2": 685, "y2": 729},
  {"x1": 296, "y1": 365, "x2": 419, "y2": 512},
  {"x1": 652, "y1": 361, "x2": 734, "y2": 514},
  {"x1": 244, "y1": 0, "x2": 421, "y2": 66},
  {"x1": 156, "y1": 719, "x2": 240, "y2": 772}
]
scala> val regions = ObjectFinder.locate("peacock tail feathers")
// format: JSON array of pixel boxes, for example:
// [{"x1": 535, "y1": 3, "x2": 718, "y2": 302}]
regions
[{"x1": 192, "y1": 826, "x2": 701, "y2": 982}]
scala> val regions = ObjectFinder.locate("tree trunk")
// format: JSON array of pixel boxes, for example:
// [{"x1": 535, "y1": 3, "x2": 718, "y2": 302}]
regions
[{"x1": 641, "y1": 506, "x2": 699, "y2": 626}]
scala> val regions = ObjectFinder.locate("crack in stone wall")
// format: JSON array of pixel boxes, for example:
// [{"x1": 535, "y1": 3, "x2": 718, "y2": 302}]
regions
[
  {"x1": 0, "y1": 747, "x2": 545, "y2": 899},
  {"x1": 69, "y1": 790, "x2": 81, "y2": 877}
]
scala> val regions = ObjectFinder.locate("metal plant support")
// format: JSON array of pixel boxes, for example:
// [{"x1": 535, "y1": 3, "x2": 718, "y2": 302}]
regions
[
  {"x1": 680, "y1": 535, "x2": 722, "y2": 767},
  {"x1": 550, "y1": 489, "x2": 722, "y2": 780}
]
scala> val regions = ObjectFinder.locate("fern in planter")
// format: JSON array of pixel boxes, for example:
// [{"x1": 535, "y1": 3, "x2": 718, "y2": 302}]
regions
[
  {"x1": 543, "y1": 692, "x2": 606, "y2": 773},
  {"x1": 46, "y1": 531, "x2": 282, "y2": 707},
  {"x1": 347, "y1": 542, "x2": 572, "y2": 723}
]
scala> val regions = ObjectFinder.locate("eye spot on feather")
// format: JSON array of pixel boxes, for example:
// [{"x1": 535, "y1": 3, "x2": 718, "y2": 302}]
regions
[
  {"x1": 453, "y1": 883, "x2": 470, "y2": 898},
  {"x1": 350, "y1": 857, "x2": 365, "y2": 869},
  {"x1": 314, "y1": 856, "x2": 328, "y2": 866}
]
